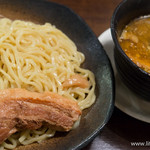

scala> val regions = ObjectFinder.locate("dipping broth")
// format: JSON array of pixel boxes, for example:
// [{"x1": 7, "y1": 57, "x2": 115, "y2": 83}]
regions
[{"x1": 119, "y1": 16, "x2": 150, "y2": 73}]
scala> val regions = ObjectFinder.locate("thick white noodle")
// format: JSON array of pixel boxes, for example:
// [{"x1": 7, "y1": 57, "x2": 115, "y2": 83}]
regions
[{"x1": 0, "y1": 18, "x2": 96, "y2": 149}]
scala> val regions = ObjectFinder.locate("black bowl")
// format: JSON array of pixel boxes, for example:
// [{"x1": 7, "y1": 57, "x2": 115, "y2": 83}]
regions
[
  {"x1": 111, "y1": 0, "x2": 150, "y2": 101},
  {"x1": 0, "y1": 0, "x2": 115, "y2": 150}
]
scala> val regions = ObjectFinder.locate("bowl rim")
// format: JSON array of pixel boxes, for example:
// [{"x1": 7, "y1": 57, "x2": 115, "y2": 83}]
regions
[{"x1": 0, "y1": 0, "x2": 115, "y2": 149}]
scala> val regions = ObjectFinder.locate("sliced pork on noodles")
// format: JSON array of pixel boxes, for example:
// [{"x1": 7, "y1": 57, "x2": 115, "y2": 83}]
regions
[
  {"x1": 0, "y1": 18, "x2": 96, "y2": 149},
  {"x1": 0, "y1": 88, "x2": 82, "y2": 144}
]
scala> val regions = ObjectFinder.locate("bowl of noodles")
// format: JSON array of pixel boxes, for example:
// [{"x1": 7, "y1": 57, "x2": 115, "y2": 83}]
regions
[{"x1": 0, "y1": 0, "x2": 114, "y2": 150}]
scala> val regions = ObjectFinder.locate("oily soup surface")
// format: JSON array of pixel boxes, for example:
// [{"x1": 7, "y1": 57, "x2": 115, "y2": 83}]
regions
[{"x1": 119, "y1": 16, "x2": 150, "y2": 73}]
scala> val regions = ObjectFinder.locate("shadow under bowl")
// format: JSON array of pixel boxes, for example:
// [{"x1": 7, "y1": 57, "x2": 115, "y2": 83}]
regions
[{"x1": 111, "y1": 0, "x2": 150, "y2": 101}]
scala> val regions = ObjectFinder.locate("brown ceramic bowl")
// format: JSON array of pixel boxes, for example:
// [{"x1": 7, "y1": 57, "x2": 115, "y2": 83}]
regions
[
  {"x1": 0, "y1": 0, "x2": 115, "y2": 150},
  {"x1": 111, "y1": 0, "x2": 150, "y2": 101}
]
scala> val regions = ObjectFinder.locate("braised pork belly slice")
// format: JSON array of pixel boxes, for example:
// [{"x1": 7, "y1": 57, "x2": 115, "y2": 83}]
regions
[{"x1": 0, "y1": 88, "x2": 82, "y2": 144}]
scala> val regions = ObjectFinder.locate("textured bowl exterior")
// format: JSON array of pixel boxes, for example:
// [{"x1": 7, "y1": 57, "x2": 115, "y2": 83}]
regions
[
  {"x1": 111, "y1": 0, "x2": 150, "y2": 100},
  {"x1": 0, "y1": 0, "x2": 115, "y2": 150}
]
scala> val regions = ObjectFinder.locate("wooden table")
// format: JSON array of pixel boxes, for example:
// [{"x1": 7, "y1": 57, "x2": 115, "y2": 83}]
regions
[
  {"x1": 49, "y1": 0, "x2": 150, "y2": 149},
  {"x1": 49, "y1": 0, "x2": 121, "y2": 37}
]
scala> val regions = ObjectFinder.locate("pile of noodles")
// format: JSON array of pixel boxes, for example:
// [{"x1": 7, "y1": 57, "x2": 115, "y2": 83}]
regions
[{"x1": 0, "y1": 18, "x2": 96, "y2": 150}]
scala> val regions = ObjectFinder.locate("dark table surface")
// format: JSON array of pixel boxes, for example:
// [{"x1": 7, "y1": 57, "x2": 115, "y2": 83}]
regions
[{"x1": 49, "y1": 0, "x2": 150, "y2": 149}]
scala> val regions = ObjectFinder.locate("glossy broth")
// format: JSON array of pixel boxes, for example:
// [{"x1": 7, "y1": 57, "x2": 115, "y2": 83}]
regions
[{"x1": 119, "y1": 16, "x2": 150, "y2": 73}]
